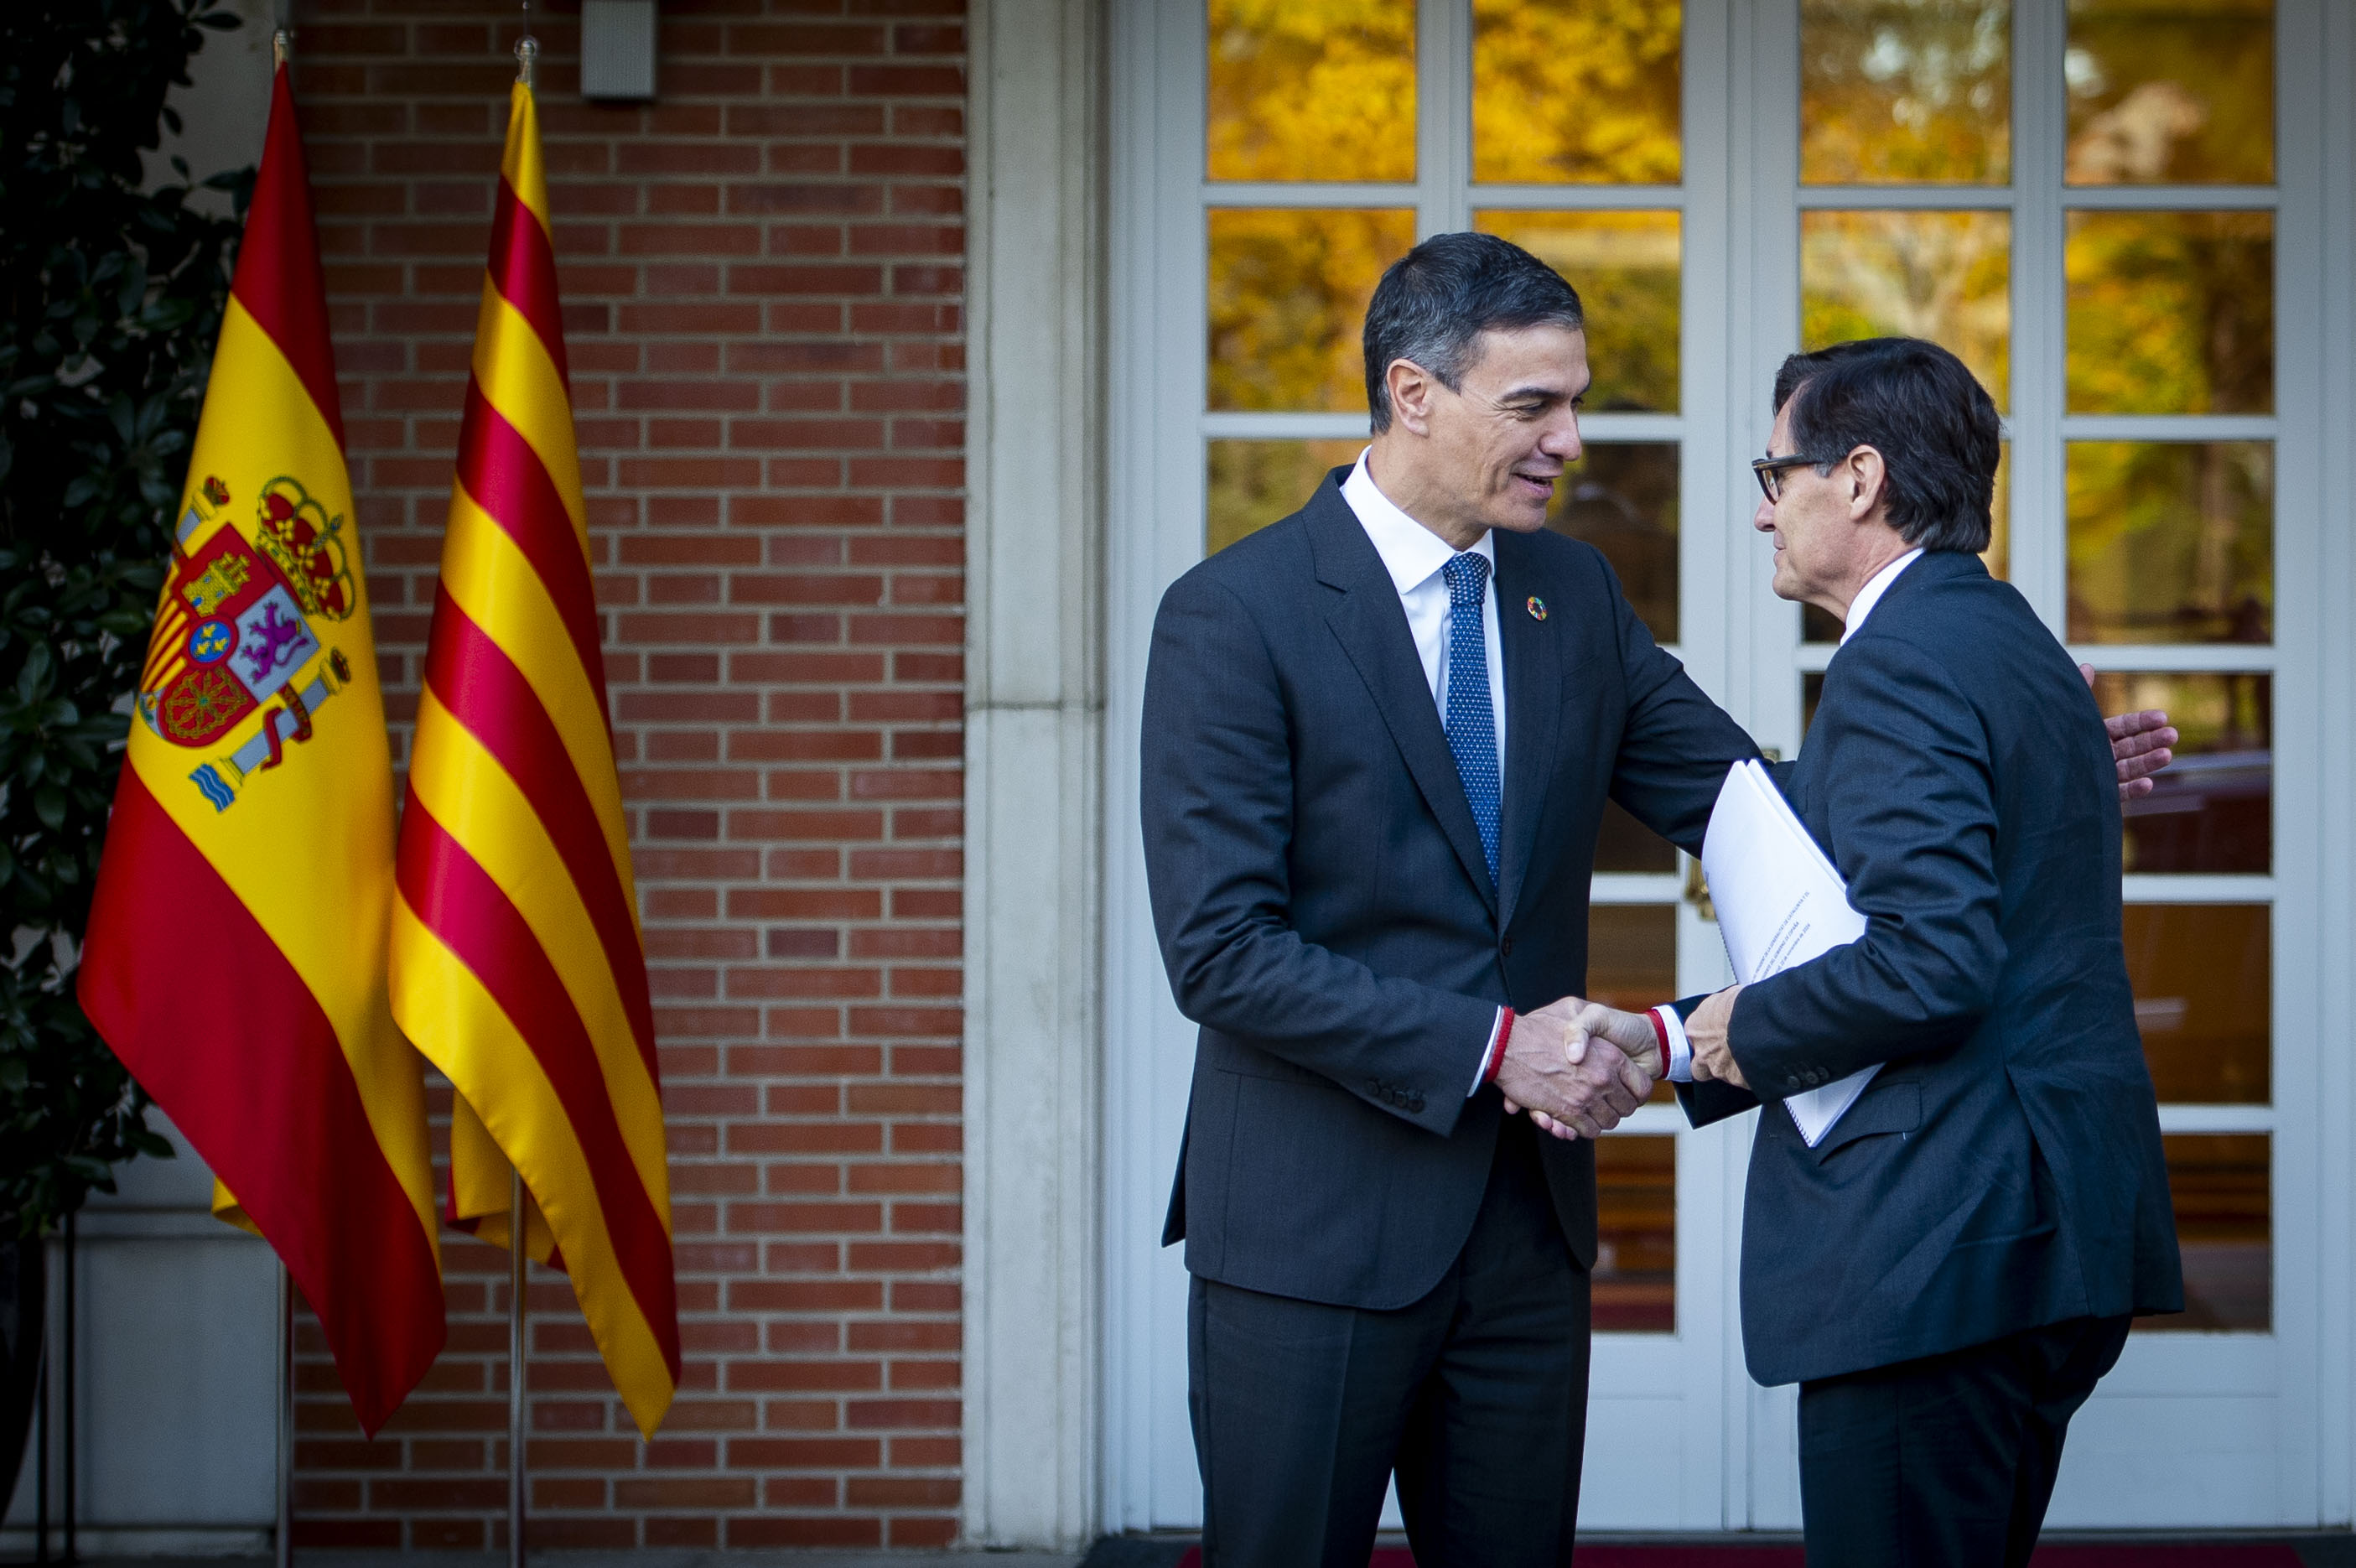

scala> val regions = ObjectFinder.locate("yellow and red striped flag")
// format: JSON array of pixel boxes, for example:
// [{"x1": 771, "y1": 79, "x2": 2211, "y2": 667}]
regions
[
  {"x1": 80, "y1": 65, "x2": 445, "y2": 1435},
  {"x1": 388, "y1": 77, "x2": 679, "y2": 1436}
]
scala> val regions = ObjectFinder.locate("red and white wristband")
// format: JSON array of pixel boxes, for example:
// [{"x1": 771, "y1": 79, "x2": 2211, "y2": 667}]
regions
[
  {"x1": 1476, "y1": 1007, "x2": 1515, "y2": 1092},
  {"x1": 1648, "y1": 1004, "x2": 1693, "y2": 1083}
]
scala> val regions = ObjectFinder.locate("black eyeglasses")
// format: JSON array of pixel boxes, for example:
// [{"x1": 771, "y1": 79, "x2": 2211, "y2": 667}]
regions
[{"x1": 1750, "y1": 454, "x2": 1822, "y2": 504}]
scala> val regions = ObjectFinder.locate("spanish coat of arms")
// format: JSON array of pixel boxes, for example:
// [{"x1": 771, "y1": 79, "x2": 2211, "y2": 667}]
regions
[{"x1": 138, "y1": 475, "x2": 357, "y2": 809}]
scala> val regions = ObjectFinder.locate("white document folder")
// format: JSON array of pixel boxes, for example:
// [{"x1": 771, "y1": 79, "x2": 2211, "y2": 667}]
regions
[{"x1": 1700, "y1": 760, "x2": 1873, "y2": 1147}]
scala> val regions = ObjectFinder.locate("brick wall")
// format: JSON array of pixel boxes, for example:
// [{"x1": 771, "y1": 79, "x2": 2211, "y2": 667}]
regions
[{"x1": 290, "y1": 0, "x2": 967, "y2": 1548}]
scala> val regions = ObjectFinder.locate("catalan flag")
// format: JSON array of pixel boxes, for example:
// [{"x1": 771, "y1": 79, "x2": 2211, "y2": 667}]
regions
[
  {"x1": 80, "y1": 64, "x2": 445, "y2": 1435},
  {"x1": 387, "y1": 77, "x2": 679, "y2": 1436}
]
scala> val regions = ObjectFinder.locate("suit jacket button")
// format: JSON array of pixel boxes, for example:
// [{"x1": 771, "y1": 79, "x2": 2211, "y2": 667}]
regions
[
  {"x1": 1409, "y1": 1095, "x2": 1425, "y2": 1113},
  {"x1": 1500, "y1": 935, "x2": 1515, "y2": 957}
]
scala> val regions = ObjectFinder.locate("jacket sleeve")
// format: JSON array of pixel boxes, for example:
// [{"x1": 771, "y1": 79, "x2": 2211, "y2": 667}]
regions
[
  {"x1": 1139, "y1": 569, "x2": 1497, "y2": 1138},
  {"x1": 1729, "y1": 633, "x2": 2006, "y2": 1097},
  {"x1": 1663, "y1": 993, "x2": 1762, "y2": 1128},
  {"x1": 1596, "y1": 556, "x2": 1762, "y2": 856}
]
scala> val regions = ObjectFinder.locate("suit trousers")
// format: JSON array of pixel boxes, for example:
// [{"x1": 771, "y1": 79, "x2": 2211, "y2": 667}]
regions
[
  {"x1": 1798, "y1": 1312, "x2": 2133, "y2": 1568},
  {"x1": 1188, "y1": 1113, "x2": 1591, "y2": 1568}
]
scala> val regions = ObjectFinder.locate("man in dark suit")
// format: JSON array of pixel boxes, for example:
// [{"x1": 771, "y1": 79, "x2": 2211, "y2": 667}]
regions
[
  {"x1": 1555, "y1": 339, "x2": 2182, "y2": 1566},
  {"x1": 1142, "y1": 237, "x2": 2177, "y2": 1565}
]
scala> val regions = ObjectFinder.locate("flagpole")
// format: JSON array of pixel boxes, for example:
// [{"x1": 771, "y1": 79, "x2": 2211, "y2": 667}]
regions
[
  {"x1": 508, "y1": 1171, "x2": 527, "y2": 1568},
  {"x1": 276, "y1": 1264, "x2": 293, "y2": 1568},
  {"x1": 506, "y1": 18, "x2": 536, "y2": 1549}
]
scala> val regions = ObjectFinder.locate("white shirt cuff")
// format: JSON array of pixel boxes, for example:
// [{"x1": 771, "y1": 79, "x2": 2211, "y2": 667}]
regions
[
  {"x1": 1470, "y1": 1006, "x2": 1509, "y2": 1097},
  {"x1": 1653, "y1": 1005, "x2": 1694, "y2": 1083}
]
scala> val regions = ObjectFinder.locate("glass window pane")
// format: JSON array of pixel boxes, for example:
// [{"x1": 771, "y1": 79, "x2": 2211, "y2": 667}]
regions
[
  {"x1": 2138, "y1": 1133, "x2": 2270, "y2": 1332},
  {"x1": 1595, "y1": 1135, "x2": 1675, "y2": 1332},
  {"x1": 2122, "y1": 904, "x2": 2268, "y2": 1103},
  {"x1": 1588, "y1": 903, "x2": 1676, "y2": 1104},
  {"x1": 1803, "y1": 210, "x2": 2011, "y2": 411},
  {"x1": 1471, "y1": 0, "x2": 1681, "y2": 185},
  {"x1": 1208, "y1": 208, "x2": 1417, "y2": 413},
  {"x1": 2065, "y1": 210, "x2": 2273, "y2": 413},
  {"x1": 1208, "y1": 0, "x2": 1416, "y2": 183},
  {"x1": 2066, "y1": 441, "x2": 2271, "y2": 644},
  {"x1": 1596, "y1": 799, "x2": 1678, "y2": 874},
  {"x1": 1206, "y1": 439, "x2": 1366, "y2": 555},
  {"x1": 2066, "y1": 0, "x2": 2274, "y2": 185},
  {"x1": 2093, "y1": 672, "x2": 2270, "y2": 875},
  {"x1": 1549, "y1": 442, "x2": 1679, "y2": 643},
  {"x1": 1476, "y1": 211, "x2": 1680, "y2": 413},
  {"x1": 1801, "y1": 0, "x2": 2011, "y2": 185}
]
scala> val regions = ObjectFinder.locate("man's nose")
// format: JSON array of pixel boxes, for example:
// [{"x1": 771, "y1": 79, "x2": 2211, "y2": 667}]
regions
[
  {"x1": 1752, "y1": 496, "x2": 1777, "y2": 533},
  {"x1": 1539, "y1": 413, "x2": 1582, "y2": 463}
]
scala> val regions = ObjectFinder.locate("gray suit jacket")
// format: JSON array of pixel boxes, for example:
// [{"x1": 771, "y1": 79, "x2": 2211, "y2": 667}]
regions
[{"x1": 1677, "y1": 549, "x2": 2182, "y2": 1385}]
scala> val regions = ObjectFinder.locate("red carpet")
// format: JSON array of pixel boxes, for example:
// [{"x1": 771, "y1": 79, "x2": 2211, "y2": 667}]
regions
[{"x1": 1175, "y1": 1545, "x2": 2306, "y2": 1567}]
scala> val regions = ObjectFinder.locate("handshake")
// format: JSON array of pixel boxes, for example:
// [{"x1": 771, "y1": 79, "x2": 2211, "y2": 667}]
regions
[{"x1": 1497, "y1": 990, "x2": 1747, "y2": 1140}]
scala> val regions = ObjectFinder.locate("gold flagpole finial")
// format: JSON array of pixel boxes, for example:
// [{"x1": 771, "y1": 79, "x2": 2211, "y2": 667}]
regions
[{"x1": 272, "y1": 29, "x2": 291, "y2": 70}]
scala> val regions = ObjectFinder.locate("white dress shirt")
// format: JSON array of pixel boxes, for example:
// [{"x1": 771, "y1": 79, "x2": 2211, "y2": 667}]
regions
[
  {"x1": 1656, "y1": 545, "x2": 1926, "y2": 1083},
  {"x1": 1338, "y1": 449, "x2": 1514, "y2": 1093},
  {"x1": 1340, "y1": 450, "x2": 1507, "y2": 778}
]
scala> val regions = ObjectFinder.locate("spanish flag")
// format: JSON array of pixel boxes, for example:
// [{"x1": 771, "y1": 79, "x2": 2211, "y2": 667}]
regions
[
  {"x1": 80, "y1": 65, "x2": 446, "y2": 1435},
  {"x1": 388, "y1": 77, "x2": 679, "y2": 1436}
]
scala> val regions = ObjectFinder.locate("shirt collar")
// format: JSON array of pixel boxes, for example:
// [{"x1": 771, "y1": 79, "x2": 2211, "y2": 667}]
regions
[
  {"x1": 1341, "y1": 447, "x2": 1495, "y2": 596},
  {"x1": 1840, "y1": 547, "x2": 1925, "y2": 645}
]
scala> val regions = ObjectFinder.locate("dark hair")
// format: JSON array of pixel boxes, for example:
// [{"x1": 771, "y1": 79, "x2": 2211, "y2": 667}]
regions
[
  {"x1": 1362, "y1": 231, "x2": 1584, "y2": 434},
  {"x1": 1770, "y1": 337, "x2": 2001, "y2": 553}
]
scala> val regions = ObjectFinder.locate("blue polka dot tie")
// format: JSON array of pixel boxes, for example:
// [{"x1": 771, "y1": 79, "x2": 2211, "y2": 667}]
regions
[{"x1": 1441, "y1": 551, "x2": 1500, "y2": 885}]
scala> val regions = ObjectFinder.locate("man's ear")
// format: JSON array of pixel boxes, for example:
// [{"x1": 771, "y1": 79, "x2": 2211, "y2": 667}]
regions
[
  {"x1": 1386, "y1": 358, "x2": 1438, "y2": 436},
  {"x1": 1845, "y1": 444, "x2": 1890, "y2": 522}
]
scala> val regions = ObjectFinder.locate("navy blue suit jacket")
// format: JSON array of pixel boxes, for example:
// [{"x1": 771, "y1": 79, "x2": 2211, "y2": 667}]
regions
[
  {"x1": 1677, "y1": 550, "x2": 2182, "y2": 1385},
  {"x1": 1141, "y1": 472, "x2": 1756, "y2": 1310}
]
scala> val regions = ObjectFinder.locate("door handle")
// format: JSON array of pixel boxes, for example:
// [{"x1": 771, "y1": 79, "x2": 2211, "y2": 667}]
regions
[{"x1": 1683, "y1": 854, "x2": 1715, "y2": 922}]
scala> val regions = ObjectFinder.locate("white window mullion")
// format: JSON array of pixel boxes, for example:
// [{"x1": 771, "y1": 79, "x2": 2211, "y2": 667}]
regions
[
  {"x1": 2008, "y1": 0, "x2": 2069, "y2": 636},
  {"x1": 1417, "y1": 0, "x2": 1471, "y2": 236}
]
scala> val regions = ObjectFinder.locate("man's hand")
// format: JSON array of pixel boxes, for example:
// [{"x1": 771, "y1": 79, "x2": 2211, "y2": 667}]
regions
[
  {"x1": 1684, "y1": 984, "x2": 1747, "y2": 1090},
  {"x1": 2086, "y1": 663, "x2": 2176, "y2": 802},
  {"x1": 1495, "y1": 996, "x2": 1654, "y2": 1139},
  {"x1": 1521, "y1": 999, "x2": 1659, "y2": 1141}
]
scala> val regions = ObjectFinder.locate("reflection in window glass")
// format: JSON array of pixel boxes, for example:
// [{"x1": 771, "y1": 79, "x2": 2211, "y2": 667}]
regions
[
  {"x1": 1588, "y1": 903, "x2": 1676, "y2": 1105},
  {"x1": 2122, "y1": 904, "x2": 2269, "y2": 1103},
  {"x1": 2093, "y1": 672, "x2": 2270, "y2": 875},
  {"x1": 1596, "y1": 798, "x2": 1678, "y2": 874},
  {"x1": 1803, "y1": 210, "x2": 2011, "y2": 410},
  {"x1": 1595, "y1": 1135, "x2": 1675, "y2": 1332},
  {"x1": 2141, "y1": 1133, "x2": 2270, "y2": 1332},
  {"x1": 2065, "y1": 211, "x2": 2273, "y2": 413},
  {"x1": 1476, "y1": 211, "x2": 1680, "y2": 413},
  {"x1": 1207, "y1": 0, "x2": 1416, "y2": 183},
  {"x1": 1800, "y1": 446, "x2": 2009, "y2": 643},
  {"x1": 2066, "y1": 442, "x2": 2271, "y2": 644},
  {"x1": 1208, "y1": 209, "x2": 1416, "y2": 413},
  {"x1": 1800, "y1": 0, "x2": 2011, "y2": 184},
  {"x1": 1549, "y1": 444, "x2": 1679, "y2": 643},
  {"x1": 1471, "y1": 0, "x2": 1680, "y2": 185},
  {"x1": 2065, "y1": 0, "x2": 2273, "y2": 185},
  {"x1": 1205, "y1": 439, "x2": 1366, "y2": 555}
]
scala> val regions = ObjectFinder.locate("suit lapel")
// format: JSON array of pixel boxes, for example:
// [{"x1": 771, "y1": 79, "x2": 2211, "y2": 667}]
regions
[
  {"x1": 1305, "y1": 483, "x2": 1499, "y2": 913},
  {"x1": 1493, "y1": 532, "x2": 1560, "y2": 932}
]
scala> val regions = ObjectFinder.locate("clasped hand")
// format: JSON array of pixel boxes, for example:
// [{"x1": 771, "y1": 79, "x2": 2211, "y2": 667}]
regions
[{"x1": 1495, "y1": 996, "x2": 1660, "y2": 1140}]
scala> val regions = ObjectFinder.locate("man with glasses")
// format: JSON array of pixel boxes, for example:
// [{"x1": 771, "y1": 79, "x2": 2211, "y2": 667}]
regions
[
  {"x1": 1139, "y1": 236, "x2": 2175, "y2": 1565},
  {"x1": 1544, "y1": 337, "x2": 2183, "y2": 1565}
]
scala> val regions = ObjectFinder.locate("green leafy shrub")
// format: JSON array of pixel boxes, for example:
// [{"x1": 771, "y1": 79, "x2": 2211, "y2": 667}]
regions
[{"x1": 0, "y1": 0, "x2": 250, "y2": 1235}]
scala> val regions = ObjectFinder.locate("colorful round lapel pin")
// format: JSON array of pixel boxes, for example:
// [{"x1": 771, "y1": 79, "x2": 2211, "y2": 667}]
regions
[{"x1": 1527, "y1": 595, "x2": 1549, "y2": 621}]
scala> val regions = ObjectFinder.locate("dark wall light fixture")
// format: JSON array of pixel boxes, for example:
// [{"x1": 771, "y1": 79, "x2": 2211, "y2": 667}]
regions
[{"x1": 580, "y1": 0, "x2": 657, "y2": 102}]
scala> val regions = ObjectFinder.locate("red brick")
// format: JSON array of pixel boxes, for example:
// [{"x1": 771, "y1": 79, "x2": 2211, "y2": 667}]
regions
[{"x1": 299, "y1": 0, "x2": 966, "y2": 1544}]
